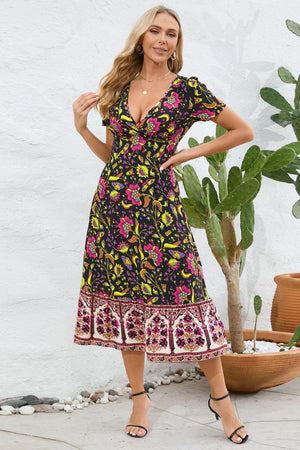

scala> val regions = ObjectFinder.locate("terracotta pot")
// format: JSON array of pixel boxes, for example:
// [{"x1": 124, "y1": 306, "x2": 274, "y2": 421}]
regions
[
  {"x1": 221, "y1": 329, "x2": 300, "y2": 393},
  {"x1": 271, "y1": 273, "x2": 300, "y2": 333}
]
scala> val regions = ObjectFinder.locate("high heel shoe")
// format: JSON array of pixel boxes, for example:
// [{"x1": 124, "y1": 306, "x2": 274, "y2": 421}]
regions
[
  {"x1": 208, "y1": 392, "x2": 248, "y2": 444},
  {"x1": 126, "y1": 390, "x2": 151, "y2": 438}
]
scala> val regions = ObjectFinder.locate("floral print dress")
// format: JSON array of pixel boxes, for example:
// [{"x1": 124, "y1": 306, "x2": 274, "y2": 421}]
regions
[{"x1": 73, "y1": 74, "x2": 229, "y2": 362}]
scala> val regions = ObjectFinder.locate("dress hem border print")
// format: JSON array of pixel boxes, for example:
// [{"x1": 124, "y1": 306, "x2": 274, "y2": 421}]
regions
[{"x1": 74, "y1": 289, "x2": 229, "y2": 363}]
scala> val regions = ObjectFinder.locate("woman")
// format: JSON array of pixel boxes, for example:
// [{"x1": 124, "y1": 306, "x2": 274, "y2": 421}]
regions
[{"x1": 72, "y1": 5, "x2": 253, "y2": 444}]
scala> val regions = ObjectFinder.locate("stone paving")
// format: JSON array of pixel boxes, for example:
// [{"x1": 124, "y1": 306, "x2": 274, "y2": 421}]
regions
[{"x1": 0, "y1": 375, "x2": 299, "y2": 449}]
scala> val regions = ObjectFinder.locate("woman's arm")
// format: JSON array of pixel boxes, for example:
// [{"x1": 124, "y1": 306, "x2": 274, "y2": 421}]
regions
[
  {"x1": 186, "y1": 106, "x2": 254, "y2": 161},
  {"x1": 72, "y1": 91, "x2": 113, "y2": 163},
  {"x1": 160, "y1": 106, "x2": 254, "y2": 170},
  {"x1": 79, "y1": 127, "x2": 113, "y2": 163}
]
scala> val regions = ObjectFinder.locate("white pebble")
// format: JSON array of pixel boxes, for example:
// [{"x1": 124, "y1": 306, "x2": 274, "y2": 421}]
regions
[
  {"x1": 108, "y1": 395, "x2": 118, "y2": 402},
  {"x1": 65, "y1": 397, "x2": 72, "y2": 403},
  {"x1": 169, "y1": 375, "x2": 174, "y2": 382},
  {"x1": 181, "y1": 371, "x2": 188, "y2": 379},
  {"x1": 148, "y1": 388, "x2": 154, "y2": 393},
  {"x1": 52, "y1": 403, "x2": 65, "y2": 411},
  {"x1": 100, "y1": 396, "x2": 109, "y2": 404},
  {"x1": 83, "y1": 401, "x2": 89, "y2": 407},
  {"x1": 195, "y1": 374, "x2": 200, "y2": 380},
  {"x1": 76, "y1": 404, "x2": 83, "y2": 409},
  {"x1": 72, "y1": 399, "x2": 79, "y2": 405},
  {"x1": 1, "y1": 405, "x2": 15, "y2": 413},
  {"x1": 162, "y1": 378, "x2": 171, "y2": 385},
  {"x1": 77, "y1": 395, "x2": 83, "y2": 402},
  {"x1": 19, "y1": 406, "x2": 35, "y2": 415},
  {"x1": 0, "y1": 409, "x2": 12, "y2": 415},
  {"x1": 124, "y1": 387, "x2": 132, "y2": 393},
  {"x1": 64, "y1": 405, "x2": 73, "y2": 413}
]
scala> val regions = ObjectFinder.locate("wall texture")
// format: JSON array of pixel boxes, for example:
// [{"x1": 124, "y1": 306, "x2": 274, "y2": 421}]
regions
[{"x1": 1, "y1": 0, "x2": 299, "y2": 398}]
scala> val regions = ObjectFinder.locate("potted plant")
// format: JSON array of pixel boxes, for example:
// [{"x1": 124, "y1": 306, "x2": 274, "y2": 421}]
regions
[{"x1": 173, "y1": 122, "x2": 300, "y2": 392}]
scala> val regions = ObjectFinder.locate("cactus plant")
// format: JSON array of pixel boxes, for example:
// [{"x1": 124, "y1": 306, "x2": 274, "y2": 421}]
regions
[
  {"x1": 260, "y1": 19, "x2": 300, "y2": 218},
  {"x1": 174, "y1": 125, "x2": 298, "y2": 353}
]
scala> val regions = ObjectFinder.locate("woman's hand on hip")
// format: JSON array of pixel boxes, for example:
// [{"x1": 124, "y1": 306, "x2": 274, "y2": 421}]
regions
[
  {"x1": 72, "y1": 92, "x2": 99, "y2": 134},
  {"x1": 159, "y1": 148, "x2": 190, "y2": 171}
]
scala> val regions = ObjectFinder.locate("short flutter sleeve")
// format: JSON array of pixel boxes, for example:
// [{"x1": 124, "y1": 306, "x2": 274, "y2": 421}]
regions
[{"x1": 187, "y1": 76, "x2": 226, "y2": 122}]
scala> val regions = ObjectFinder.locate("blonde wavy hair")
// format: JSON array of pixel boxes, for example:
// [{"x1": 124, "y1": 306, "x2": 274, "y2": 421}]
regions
[{"x1": 95, "y1": 5, "x2": 183, "y2": 120}]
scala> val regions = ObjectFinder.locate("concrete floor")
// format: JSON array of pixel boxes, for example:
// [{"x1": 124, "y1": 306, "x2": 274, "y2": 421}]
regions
[{"x1": 0, "y1": 376, "x2": 299, "y2": 450}]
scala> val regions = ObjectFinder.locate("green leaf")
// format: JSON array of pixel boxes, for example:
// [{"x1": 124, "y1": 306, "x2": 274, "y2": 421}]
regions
[
  {"x1": 205, "y1": 213, "x2": 227, "y2": 259},
  {"x1": 203, "y1": 136, "x2": 215, "y2": 143},
  {"x1": 181, "y1": 197, "x2": 206, "y2": 227},
  {"x1": 244, "y1": 153, "x2": 266, "y2": 180},
  {"x1": 292, "y1": 123, "x2": 300, "y2": 141},
  {"x1": 240, "y1": 202, "x2": 255, "y2": 250},
  {"x1": 216, "y1": 151, "x2": 228, "y2": 164},
  {"x1": 241, "y1": 145, "x2": 260, "y2": 171},
  {"x1": 286, "y1": 19, "x2": 300, "y2": 37},
  {"x1": 262, "y1": 147, "x2": 296, "y2": 172},
  {"x1": 249, "y1": 172, "x2": 262, "y2": 202},
  {"x1": 182, "y1": 165, "x2": 208, "y2": 214},
  {"x1": 216, "y1": 124, "x2": 227, "y2": 138},
  {"x1": 283, "y1": 155, "x2": 300, "y2": 171},
  {"x1": 214, "y1": 179, "x2": 259, "y2": 214},
  {"x1": 278, "y1": 67, "x2": 296, "y2": 84},
  {"x1": 188, "y1": 137, "x2": 200, "y2": 148},
  {"x1": 206, "y1": 153, "x2": 219, "y2": 170},
  {"x1": 254, "y1": 295, "x2": 262, "y2": 316},
  {"x1": 228, "y1": 166, "x2": 243, "y2": 193},
  {"x1": 260, "y1": 87, "x2": 294, "y2": 112},
  {"x1": 262, "y1": 169, "x2": 295, "y2": 184},
  {"x1": 286, "y1": 325, "x2": 300, "y2": 348},
  {"x1": 202, "y1": 177, "x2": 219, "y2": 210},
  {"x1": 292, "y1": 199, "x2": 300, "y2": 219},
  {"x1": 218, "y1": 163, "x2": 228, "y2": 201},
  {"x1": 271, "y1": 113, "x2": 292, "y2": 127},
  {"x1": 239, "y1": 250, "x2": 247, "y2": 277},
  {"x1": 295, "y1": 76, "x2": 300, "y2": 109},
  {"x1": 295, "y1": 174, "x2": 300, "y2": 195},
  {"x1": 208, "y1": 164, "x2": 219, "y2": 182}
]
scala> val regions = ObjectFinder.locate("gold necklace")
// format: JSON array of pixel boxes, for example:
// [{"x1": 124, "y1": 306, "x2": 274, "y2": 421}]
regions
[{"x1": 138, "y1": 70, "x2": 171, "y2": 95}]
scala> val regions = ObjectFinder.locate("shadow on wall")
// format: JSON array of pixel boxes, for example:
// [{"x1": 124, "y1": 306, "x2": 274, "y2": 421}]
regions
[{"x1": 182, "y1": 8, "x2": 291, "y2": 149}]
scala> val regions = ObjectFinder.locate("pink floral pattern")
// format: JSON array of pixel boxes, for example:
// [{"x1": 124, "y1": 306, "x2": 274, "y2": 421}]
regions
[{"x1": 74, "y1": 75, "x2": 228, "y2": 362}]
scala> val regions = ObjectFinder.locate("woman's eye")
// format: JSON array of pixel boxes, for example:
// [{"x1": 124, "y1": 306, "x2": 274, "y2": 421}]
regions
[{"x1": 150, "y1": 29, "x2": 158, "y2": 33}]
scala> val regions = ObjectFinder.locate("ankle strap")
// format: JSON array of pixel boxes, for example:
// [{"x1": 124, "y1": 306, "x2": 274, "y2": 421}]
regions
[
  {"x1": 210, "y1": 392, "x2": 229, "y2": 401},
  {"x1": 131, "y1": 390, "x2": 147, "y2": 397}
]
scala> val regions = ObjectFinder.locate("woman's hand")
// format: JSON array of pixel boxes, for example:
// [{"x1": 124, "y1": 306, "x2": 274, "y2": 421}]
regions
[
  {"x1": 159, "y1": 148, "x2": 190, "y2": 171},
  {"x1": 72, "y1": 92, "x2": 99, "y2": 134}
]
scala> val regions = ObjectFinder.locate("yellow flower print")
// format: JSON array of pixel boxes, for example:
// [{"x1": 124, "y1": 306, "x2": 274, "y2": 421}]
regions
[
  {"x1": 114, "y1": 264, "x2": 123, "y2": 276},
  {"x1": 161, "y1": 212, "x2": 173, "y2": 226},
  {"x1": 141, "y1": 283, "x2": 152, "y2": 295}
]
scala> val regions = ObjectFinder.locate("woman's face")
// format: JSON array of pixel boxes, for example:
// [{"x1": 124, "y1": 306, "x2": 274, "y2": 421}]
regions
[{"x1": 140, "y1": 12, "x2": 179, "y2": 66}]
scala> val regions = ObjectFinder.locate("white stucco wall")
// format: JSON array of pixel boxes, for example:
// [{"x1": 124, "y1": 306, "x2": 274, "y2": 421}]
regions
[{"x1": 1, "y1": 0, "x2": 299, "y2": 399}]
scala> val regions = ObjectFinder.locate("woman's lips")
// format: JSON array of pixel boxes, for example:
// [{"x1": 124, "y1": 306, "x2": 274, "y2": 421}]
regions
[{"x1": 153, "y1": 47, "x2": 167, "y2": 55}]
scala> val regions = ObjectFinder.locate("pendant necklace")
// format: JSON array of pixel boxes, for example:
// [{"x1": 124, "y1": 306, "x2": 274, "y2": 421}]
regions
[{"x1": 138, "y1": 70, "x2": 171, "y2": 95}]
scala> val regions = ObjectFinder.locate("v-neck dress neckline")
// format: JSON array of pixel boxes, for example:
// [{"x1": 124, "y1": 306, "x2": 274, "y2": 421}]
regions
[{"x1": 126, "y1": 74, "x2": 180, "y2": 126}]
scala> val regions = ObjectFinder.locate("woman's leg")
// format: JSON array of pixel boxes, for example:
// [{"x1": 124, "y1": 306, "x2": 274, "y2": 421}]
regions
[
  {"x1": 121, "y1": 350, "x2": 151, "y2": 437},
  {"x1": 199, "y1": 356, "x2": 248, "y2": 444}
]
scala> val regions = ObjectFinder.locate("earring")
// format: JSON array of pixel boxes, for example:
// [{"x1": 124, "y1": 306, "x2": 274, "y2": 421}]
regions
[
  {"x1": 170, "y1": 51, "x2": 177, "y2": 61},
  {"x1": 136, "y1": 44, "x2": 143, "y2": 55}
]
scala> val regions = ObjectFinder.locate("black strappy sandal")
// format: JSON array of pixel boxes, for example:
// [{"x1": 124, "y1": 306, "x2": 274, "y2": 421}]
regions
[
  {"x1": 208, "y1": 392, "x2": 248, "y2": 444},
  {"x1": 126, "y1": 390, "x2": 151, "y2": 438}
]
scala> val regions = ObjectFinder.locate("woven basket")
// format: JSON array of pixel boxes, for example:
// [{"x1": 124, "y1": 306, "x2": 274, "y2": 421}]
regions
[
  {"x1": 271, "y1": 273, "x2": 300, "y2": 333},
  {"x1": 221, "y1": 330, "x2": 300, "y2": 393}
]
